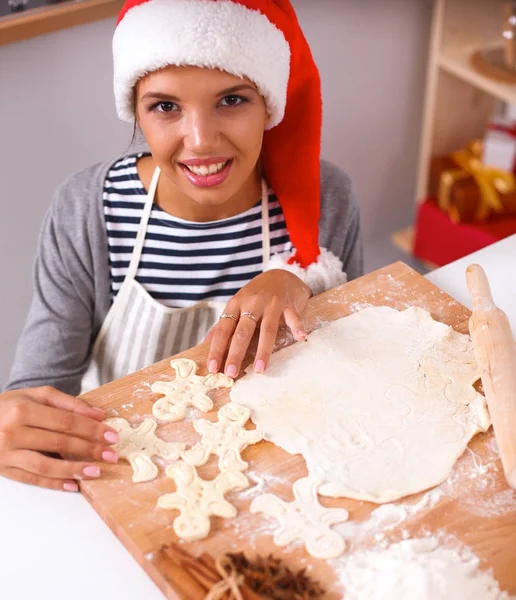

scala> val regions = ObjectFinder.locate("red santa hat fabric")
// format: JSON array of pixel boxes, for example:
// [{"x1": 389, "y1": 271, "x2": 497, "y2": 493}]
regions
[{"x1": 113, "y1": 0, "x2": 347, "y2": 294}]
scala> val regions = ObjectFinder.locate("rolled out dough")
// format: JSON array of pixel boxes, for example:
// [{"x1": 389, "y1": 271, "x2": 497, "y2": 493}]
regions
[{"x1": 231, "y1": 306, "x2": 491, "y2": 503}]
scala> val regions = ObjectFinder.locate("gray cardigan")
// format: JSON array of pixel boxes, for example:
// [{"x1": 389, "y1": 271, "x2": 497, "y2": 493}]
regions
[{"x1": 4, "y1": 158, "x2": 363, "y2": 395}]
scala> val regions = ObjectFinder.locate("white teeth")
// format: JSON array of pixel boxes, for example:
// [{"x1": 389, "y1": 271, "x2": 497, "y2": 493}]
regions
[{"x1": 186, "y1": 161, "x2": 227, "y2": 176}]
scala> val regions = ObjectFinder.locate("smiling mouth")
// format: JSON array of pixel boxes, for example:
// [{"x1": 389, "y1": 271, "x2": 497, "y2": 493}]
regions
[
  {"x1": 178, "y1": 159, "x2": 233, "y2": 188},
  {"x1": 181, "y1": 160, "x2": 231, "y2": 176}
]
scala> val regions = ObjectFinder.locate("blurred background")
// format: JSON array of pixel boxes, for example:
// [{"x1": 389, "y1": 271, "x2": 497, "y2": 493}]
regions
[{"x1": 2, "y1": 0, "x2": 516, "y2": 385}]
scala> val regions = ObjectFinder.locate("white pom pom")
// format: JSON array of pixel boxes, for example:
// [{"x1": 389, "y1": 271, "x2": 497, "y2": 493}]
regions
[{"x1": 265, "y1": 248, "x2": 347, "y2": 296}]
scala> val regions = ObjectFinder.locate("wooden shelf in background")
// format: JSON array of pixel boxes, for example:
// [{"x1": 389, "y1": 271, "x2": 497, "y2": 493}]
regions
[
  {"x1": 0, "y1": 0, "x2": 123, "y2": 46},
  {"x1": 391, "y1": 226, "x2": 415, "y2": 256},
  {"x1": 415, "y1": 0, "x2": 515, "y2": 202},
  {"x1": 391, "y1": 226, "x2": 438, "y2": 271},
  {"x1": 439, "y1": 42, "x2": 516, "y2": 106}
]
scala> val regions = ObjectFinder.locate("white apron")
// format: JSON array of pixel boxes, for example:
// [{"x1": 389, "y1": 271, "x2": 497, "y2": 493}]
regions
[{"x1": 81, "y1": 167, "x2": 271, "y2": 393}]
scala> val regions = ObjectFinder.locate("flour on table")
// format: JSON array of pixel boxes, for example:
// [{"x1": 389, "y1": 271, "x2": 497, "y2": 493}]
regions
[
  {"x1": 157, "y1": 462, "x2": 249, "y2": 541},
  {"x1": 182, "y1": 402, "x2": 263, "y2": 472},
  {"x1": 151, "y1": 358, "x2": 233, "y2": 422},
  {"x1": 250, "y1": 477, "x2": 349, "y2": 559},
  {"x1": 231, "y1": 306, "x2": 491, "y2": 503},
  {"x1": 336, "y1": 537, "x2": 513, "y2": 600},
  {"x1": 103, "y1": 417, "x2": 184, "y2": 482}
]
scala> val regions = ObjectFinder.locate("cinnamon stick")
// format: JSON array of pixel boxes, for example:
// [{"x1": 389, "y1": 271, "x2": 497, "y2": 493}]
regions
[
  {"x1": 161, "y1": 544, "x2": 219, "y2": 589},
  {"x1": 157, "y1": 544, "x2": 324, "y2": 600},
  {"x1": 155, "y1": 545, "x2": 208, "y2": 598}
]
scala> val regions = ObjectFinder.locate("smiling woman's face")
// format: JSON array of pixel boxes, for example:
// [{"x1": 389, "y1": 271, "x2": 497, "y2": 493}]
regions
[{"x1": 136, "y1": 65, "x2": 269, "y2": 209}]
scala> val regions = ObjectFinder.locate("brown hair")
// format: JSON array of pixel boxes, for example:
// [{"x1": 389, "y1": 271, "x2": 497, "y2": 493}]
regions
[{"x1": 129, "y1": 87, "x2": 144, "y2": 147}]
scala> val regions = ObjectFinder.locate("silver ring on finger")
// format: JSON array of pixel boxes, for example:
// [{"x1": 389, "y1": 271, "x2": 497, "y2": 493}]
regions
[
  {"x1": 241, "y1": 311, "x2": 258, "y2": 323},
  {"x1": 220, "y1": 312, "x2": 238, "y2": 323}
]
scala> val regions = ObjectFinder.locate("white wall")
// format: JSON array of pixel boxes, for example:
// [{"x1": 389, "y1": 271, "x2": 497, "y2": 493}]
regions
[
  {"x1": 0, "y1": 0, "x2": 433, "y2": 385},
  {"x1": 304, "y1": 0, "x2": 433, "y2": 236}
]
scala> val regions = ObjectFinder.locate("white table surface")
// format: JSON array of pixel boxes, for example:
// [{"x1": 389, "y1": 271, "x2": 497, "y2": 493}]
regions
[
  {"x1": 426, "y1": 234, "x2": 516, "y2": 339},
  {"x1": 1, "y1": 235, "x2": 515, "y2": 600}
]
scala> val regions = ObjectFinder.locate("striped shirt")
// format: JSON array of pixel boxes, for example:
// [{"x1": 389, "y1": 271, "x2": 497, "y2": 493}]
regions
[{"x1": 103, "y1": 154, "x2": 292, "y2": 308}]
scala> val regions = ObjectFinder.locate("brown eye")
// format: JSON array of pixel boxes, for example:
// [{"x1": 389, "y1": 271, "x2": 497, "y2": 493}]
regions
[
  {"x1": 152, "y1": 101, "x2": 177, "y2": 113},
  {"x1": 160, "y1": 102, "x2": 175, "y2": 112},
  {"x1": 220, "y1": 95, "x2": 246, "y2": 107}
]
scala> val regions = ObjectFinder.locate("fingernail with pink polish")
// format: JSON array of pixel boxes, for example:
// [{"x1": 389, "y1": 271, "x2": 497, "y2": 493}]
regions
[
  {"x1": 104, "y1": 431, "x2": 119, "y2": 444},
  {"x1": 92, "y1": 407, "x2": 105, "y2": 413},
  {"x1": 102, "y1": 450, "x2": 118, "y2": 463},
  {"x1": 64, "y1": 483, "x2": 79, "y2": 492},
  {"x1": 298, "y1": 330, "x2": 307, "y2": 340},
  {"x1": 83, "y1": 466, "x2": 101, "y2": 478},
  {"x1": 254, "y1": 360, "x2": 265, "y2": 374},
  {"x1": 208, "y1": 359, "x2": 218, "y2": 373},
  {"x1": 225, "y1": 364, "x2": 237, "y2": 378}
]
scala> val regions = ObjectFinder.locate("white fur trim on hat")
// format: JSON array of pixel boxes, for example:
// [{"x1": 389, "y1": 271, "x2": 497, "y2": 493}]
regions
[
  {"x1": 265, "y1": 248, "x2": 348, "y2": 296},
  {"x1": 113, "y1": 0, "x2": 290, "y2": 128}
]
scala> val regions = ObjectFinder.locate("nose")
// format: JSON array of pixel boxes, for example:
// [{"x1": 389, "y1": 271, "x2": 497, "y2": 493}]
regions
[{"x1": 181, "y1": 108, "x2": 220, "y2": 153}]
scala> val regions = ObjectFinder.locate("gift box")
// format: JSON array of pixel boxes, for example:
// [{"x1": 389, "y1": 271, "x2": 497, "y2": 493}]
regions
[
  {"x1": 413, "y1": 198, "x2": 516, "y2": 267},
  {"x1": 429, "y1": 140, "x2": 516, "y2": 223},
  {"x1": 483, "y1": 117, "x2": 516, "y2": 173}
]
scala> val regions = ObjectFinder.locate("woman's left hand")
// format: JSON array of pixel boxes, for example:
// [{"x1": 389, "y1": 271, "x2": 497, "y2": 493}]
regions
[{"x1": 206, "y1": 269, "x2": 311, "y2": 378}]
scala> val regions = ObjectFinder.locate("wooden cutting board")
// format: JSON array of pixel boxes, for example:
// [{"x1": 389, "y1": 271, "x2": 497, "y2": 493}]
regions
[{"x1": 79, "y1": 261, "x2": 516, "y2": 598}]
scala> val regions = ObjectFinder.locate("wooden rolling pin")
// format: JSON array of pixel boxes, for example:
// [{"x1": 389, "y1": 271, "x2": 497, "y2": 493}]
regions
[{"x1": 466, "y1": 264, "x2": 516, "y2": 489}]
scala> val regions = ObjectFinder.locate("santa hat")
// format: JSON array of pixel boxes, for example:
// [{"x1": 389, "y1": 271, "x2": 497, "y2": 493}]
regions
[{"x1": 113, "y1": 0, "x2": 347, "y2": 295}]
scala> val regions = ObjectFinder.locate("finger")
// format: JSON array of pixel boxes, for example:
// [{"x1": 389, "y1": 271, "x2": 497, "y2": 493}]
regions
[
  {"x1": 284, "y1": 306, "x2": 307, "y2": 342},
  {"x1": 7, "y1": 450, "x2": 105, "y2": 483},
  {"x1": 33, "y1": 386, "x2": 106, "y2": 421},
  {"x1": 14, "y1": 426, "x2": 115, "y2": 463},
  {"x1": 207, "y1": 303, "x2": 240, "y2": 374},
  {"x1": 1, "y1": 466, "x2": 80, "y2": 493},
  {"x1": 23, "y1": 403, "x2": 120, "y2": 446},
  {"x1": 253, "y1": 304, "x2": 283, "y2": 373},
  {"x1": 203, "y1": 328, "x2": 215, "y2": 345},
  {"x1": 224, "y1": 312, "x2": 259, "y2": 378}
]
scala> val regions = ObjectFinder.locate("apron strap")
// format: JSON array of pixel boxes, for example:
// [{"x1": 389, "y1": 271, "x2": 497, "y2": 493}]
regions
[
  {"x1": 261, "y1": 178, "x2": 270, "y2": 270},
  {"x1": 127, "y1": 167, "x2": 269, "y2": 278},
  {"x1": 126, "y1": 166, "x2": 161, "y2": 280}
]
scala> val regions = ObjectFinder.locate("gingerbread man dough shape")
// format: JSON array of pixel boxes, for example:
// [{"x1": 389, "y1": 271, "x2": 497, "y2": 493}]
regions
[
  {"x1": 151, "y1": 358, "x2": 233, "y2": 422},
  {"x1": 104, "y1": 417, "x2": 184, "y2": 483},
  {"x1": 250, "y1": 477, "x2": 349, "y2": 559},
  {"x1": 158, "y1": 462, "x2": 249, "y2": 541},
  {"x1": 418, "y1": 329, "x2": 480, "y2": 405},
  {"x1": 182, "y1": 403, "x2": 263, "y2": 472}
]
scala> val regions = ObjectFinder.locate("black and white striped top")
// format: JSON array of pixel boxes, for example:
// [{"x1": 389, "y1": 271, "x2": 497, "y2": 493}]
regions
[{"x1": 103, "y1": 154, "x2": 293, "y2": 308}]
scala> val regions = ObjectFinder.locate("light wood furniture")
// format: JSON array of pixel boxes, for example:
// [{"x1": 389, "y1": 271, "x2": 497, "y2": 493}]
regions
[
  {"x1": 467, "y1": 263, "x2": 516, "y2": 489},
  {"x1": 80, "y1": 262, "x2": 516, "y2": 600},
  {"x1": 0, "y1": 0, "x2": 123, "y2": 46},
  {"x1": 393, "y1": 0, "x2": 516, "y2": 256}
]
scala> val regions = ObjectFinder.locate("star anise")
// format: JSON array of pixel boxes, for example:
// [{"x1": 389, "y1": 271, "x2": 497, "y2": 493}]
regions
[{"x1": 226, "y1": 552, "x2": 325, "y2": 599}]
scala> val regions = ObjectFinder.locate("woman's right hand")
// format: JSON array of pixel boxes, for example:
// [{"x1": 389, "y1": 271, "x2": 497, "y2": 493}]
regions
[{"x1": 0, "y1": 386, "x2": 120, "y2": 492}]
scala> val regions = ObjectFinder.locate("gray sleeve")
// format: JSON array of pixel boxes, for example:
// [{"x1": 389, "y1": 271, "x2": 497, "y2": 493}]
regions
[
  {"x1": 3, "y1": 176, "x2": 98, "y2": 395},
  {"x1": 319, "y1": 159, "x2": 364, "y2": 281}
]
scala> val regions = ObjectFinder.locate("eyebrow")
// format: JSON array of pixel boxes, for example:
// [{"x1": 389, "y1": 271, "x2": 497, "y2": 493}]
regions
[{"x1": 140, "y1": 84, "x2": 257, "y2": 102}]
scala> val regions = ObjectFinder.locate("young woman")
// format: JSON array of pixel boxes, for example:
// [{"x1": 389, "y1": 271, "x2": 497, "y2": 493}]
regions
[{"x1": 1, "y1": 0, "x2": 363, "y2": 493}]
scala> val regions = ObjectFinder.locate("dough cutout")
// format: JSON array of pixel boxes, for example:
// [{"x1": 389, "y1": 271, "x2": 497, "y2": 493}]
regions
[
  {"x1": 158, "y1": 461, "x2": 249, "y2": 541},
  {"x1": 182, "y1": 402, "x2": 263, "y2": 472},
  {"x1": 250, "y1": 477, "x2": 349, "y2": 559},
  {"x1": 418, "y1": 328, "x2": 480, "y2": 405},
  {"x1": 104, "y1": 417, "x2": 184, "y2": 482},
  {"x1": 151, "y1": 358, "x2": 233, "y2": 422}
]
